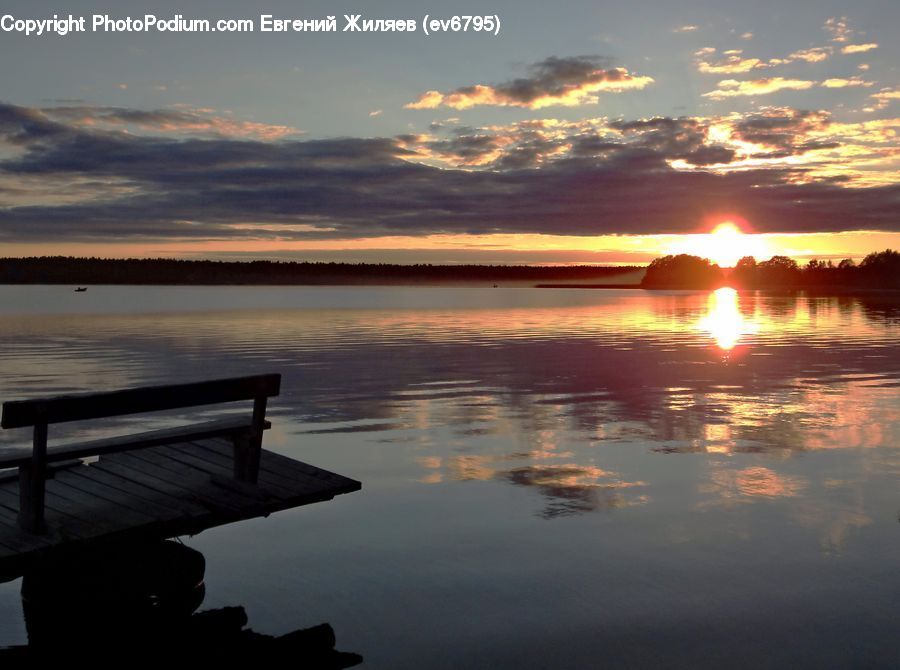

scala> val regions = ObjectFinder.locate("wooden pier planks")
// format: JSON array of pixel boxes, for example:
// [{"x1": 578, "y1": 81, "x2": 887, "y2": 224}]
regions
[{"x1": 0, "y1": 439, "x2": 361, "y2": 577}]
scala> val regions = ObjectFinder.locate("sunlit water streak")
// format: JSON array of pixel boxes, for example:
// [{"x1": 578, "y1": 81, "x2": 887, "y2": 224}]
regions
[{"x1": 0, "y1": 285, "x2": 898, "y2": 668}]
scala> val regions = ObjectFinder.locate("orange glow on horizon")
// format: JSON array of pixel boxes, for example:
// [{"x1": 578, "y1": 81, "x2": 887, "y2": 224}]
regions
[{"x1": 2, "y1": 229, "x2": 897, "y2": 266}]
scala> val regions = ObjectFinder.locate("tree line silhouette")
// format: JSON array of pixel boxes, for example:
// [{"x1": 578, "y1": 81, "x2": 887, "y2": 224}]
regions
[
  {"x1": 641, "y1": 249, "x2": 900, "y2": 290},
  {"x1": 0, "y1": 257, "x2": 638, "y2": 285},
  {"x1": 1, "y1": 253, "x2": 896, "y2": 290}
]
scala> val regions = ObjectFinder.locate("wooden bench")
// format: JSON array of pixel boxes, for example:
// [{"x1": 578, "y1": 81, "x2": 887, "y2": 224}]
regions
[{"x1": 0, "y1": 374, "x2": 281, "y2": 534}]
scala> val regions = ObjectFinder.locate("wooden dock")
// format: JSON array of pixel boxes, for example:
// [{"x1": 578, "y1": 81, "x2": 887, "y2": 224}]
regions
[{"x1": 0, "y1": 374, "x2": 361, "y2": 578}]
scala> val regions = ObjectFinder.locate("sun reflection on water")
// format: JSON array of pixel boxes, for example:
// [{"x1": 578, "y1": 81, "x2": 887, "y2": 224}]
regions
[{"x1": 698, "y1": 287, "x2": 758, "y2": 351}]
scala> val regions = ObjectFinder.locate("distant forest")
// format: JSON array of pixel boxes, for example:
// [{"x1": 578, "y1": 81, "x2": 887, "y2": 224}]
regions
[
  {"x1": 641, "y1": 250, "x2": 900, "y2": 290},
  {"x1": 4, "y1": 253, "x2": 897, "y2": 290},
  {"x1": 0, "y1": 257, "x2": 639, "y2": 285}
]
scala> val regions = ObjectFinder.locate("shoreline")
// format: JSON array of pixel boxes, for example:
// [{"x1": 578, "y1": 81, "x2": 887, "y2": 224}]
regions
[{"x1": 2, "y1": 282, "x2": 899, "y2": 297}]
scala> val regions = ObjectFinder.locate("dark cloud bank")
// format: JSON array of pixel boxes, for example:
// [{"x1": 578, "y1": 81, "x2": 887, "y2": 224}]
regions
[{"x1": 0, "y1": 101, "x2": 898, "y2": 243}]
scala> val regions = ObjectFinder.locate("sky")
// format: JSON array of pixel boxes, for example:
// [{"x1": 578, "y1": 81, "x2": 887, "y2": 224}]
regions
[{"x1": 0, "y1": 0, "x2": 898, "y2": 265}]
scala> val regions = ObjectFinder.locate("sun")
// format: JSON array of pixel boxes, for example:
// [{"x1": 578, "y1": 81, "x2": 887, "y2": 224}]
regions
[
  {"x1": 672, "y1": 220, "x2": 770, "y2": 268},
  {"x1": 703, "y1": 222, "x2": 745, "y2": 267}
]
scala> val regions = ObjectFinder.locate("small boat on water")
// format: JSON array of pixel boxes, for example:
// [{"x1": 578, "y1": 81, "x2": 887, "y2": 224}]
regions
[{"x1": 74, "y1": 287, "x2": 87, "y2": 292}]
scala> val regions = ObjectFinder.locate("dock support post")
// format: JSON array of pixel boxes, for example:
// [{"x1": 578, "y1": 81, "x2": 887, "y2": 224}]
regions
[{"x1": 19, "y1": 420, "x2": 48, "y2": 534}]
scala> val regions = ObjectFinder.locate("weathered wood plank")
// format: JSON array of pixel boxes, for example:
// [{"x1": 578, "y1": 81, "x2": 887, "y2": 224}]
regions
[
  {"x1": 1, "y1": 374, "x2": 280, "y2": 428},
  {"x1": 260, "y1": 450, "x2": 360, "y2": 489},
  {"x1": 115, "y1": 445, "x2": 356, "y2": 511},
  {"x1": 112, "y1": 450, "x2": 273, "y2": 515},
  {"x1": 171, "y1": 443, "x2": 299, "y2": 498},
  {"x1": 0, "y1": 496, "x2": 22, "y2": 523},
  {"x1": 195, "y1": 442, "x2": 361, "y2": 507},
  {"x1": 82, "y1": 462, "x2": 242, "y2": 536},
  {"x1": 0, "y1": 486, "x2": 101, "y2": 541},
  {"x1": 92, "y1": 454, "x2": 250, "y2": 516},
  {"x1": 90, "y1": 456, "x2": 205, "y2": 495},
  {"x1": 42, "y1": 481, "x2": 150, "y2": 529},
  {"x1": 66, "y1": 467, "x2": 207, "y2": 517},
  {"x1": 45, "y1": 480, "x2": 157, "y2": 528},
  {"x1": 0, "y1": 527, "x2": 50, "y2": 556},
  {"x1": 0, "y1": 502, "x2": 20, "y2": 525},
  {"x1": 150, "y1": 444, "x2": 298, "y2": 501},
  {"x1": 53, "y1": 469, "x2": 186, "y2": 521},
  {"x1": 200, "y1": 445, "x2": 356, "y2": 503},
  {"x1": 0, "y1": 504, "x2": 55, "y2": 555},
  {"x1": 203, "y1": 438, "x2": 359, "y2": 489},
  {"x1": 193, "y1": 439, "x2": 320, "y2": 491},
  {"x1": 0, "y1": 507, "x2": 58, "y2": 551}
]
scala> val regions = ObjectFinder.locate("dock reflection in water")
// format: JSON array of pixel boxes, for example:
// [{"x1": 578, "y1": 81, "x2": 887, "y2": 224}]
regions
[{"x1": 1, "y1": 540, "x2": 362, "y2": 666}]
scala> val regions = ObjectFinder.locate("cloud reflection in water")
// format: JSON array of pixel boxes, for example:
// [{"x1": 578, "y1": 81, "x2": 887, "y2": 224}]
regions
[{"x1": 0, "y1": 286, "x2": 897, "y2": 536}]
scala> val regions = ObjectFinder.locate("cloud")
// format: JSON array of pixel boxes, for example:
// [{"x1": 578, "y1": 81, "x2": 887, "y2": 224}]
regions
[
  {"x1": 873, "y1": 90, "x2": 900, "y2": 102},
  {"x1": 697, "y1": 51, "x2": 762, "y2": 74},
  {"x1": 787, "y1": 47, "x2": 832, "y2": 63},
  {"x1": 406, "y1": 91, "x2": 445, "y2": 110},
  {"x1": 607, "y1": 117, "x2": 734, "y2": 165},
  {"x1": 368, "y1": 109, "x2": 383, "y2": 117},
  {"x1": 820, "y1": 77, "x2": 872, "y2": 88},
  {"x1": 39, "y1": 105, "x2": 302, "y2": 140},
  {"x1": 402, "y1": 116, "x2": 735, "y2": 170},
  {"x1": 824, "y1": 17, "x2": 852, "y2": 43},
  {"x1": 405, "y1": 56, "x2": 653, "y2": 110},
  {"x1": 717, "y1": 109, "x2": 898, "y2": 186},
  {"x1": 865, "y1": 89, "x2": 900, "y2": 111},
  {"x1": 0, "y1": 104, "x2": 72, "y2": 145},
  {"x1": 411, "y1": 130, "x2": 516, "y2": 167},
  {"x1": 501, "y1": 464, "x2": 646, "y2": 517},
  {"x1": 741, "y1": 32, "x2": 753, "y2": 40},
  {"x1": 1, "y1": 101, "x2": 898, "y2": 244},
  {"x1": 694, "y1": 17, "x2": 878, "y2": 82},
  {"x1": 694, "y1": 17, "x2": 878, "y2": 74},
  {"x1": 840, "y1": 43, "x2": 878, "y2": 54},
  {"x1": 673, "y1": 25, "x2": 698, "y2": 33},
  {"x1": 703, "y1": 78, "x2": 816, "y2": 99},
  {"x1": 729, "y1": 108, "x2": 832, "y2": 151},
  {"x1": 695, "y1": 46, "x2": 833, "y2": 74}
]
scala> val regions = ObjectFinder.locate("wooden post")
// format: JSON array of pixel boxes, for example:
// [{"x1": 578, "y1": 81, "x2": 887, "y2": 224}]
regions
[
  {"x1": 233, "y1": 395, "x2": 267, "y2": 484},
  {"x1": 19, "y1": 419, "x2": 48, "y2": 534}
]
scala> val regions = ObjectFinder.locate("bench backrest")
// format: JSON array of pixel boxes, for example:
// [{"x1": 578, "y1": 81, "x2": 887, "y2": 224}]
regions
[
  {"x1": 1, "y1": 374, "x2": 281, "y2": 429},
  {"x1": 3, "y1": 374, "x2": 282, "y2": 533}
]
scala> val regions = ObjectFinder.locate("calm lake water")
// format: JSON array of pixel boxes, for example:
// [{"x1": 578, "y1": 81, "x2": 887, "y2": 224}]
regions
[{"x1": 1, "y1": 285, "x2": 899, "y2": 667}]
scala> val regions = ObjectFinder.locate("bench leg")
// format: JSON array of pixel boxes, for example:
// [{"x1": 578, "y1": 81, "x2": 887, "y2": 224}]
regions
[
  {"x1": 232, "y1": 433, "x2": 261, "y2": 484},
  {"x1": 232, "y1": 395, "x2": 267, "y2": 485},
  {"x1": 18, "y1": 421, "x2": 48, "y2": 534}
]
